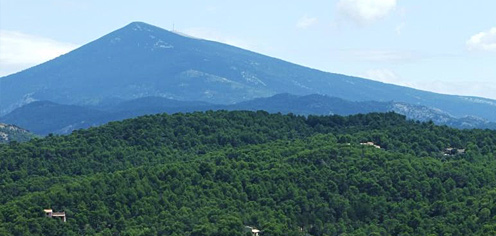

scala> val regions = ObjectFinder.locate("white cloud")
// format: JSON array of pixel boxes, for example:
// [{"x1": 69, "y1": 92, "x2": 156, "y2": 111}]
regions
[
  {"x1": 205, "y1": 6, "x2": 218, "y2": 13},
  {"x1": 364, "y1": 68, "x2": 407, "y2": 85},
  {"x1": 181, "y1": 27, "x2": 254, "y2": 50},
  {"x1": 0, "y1": 30, "x2": 78, "y2": 77},
  {"x1": 296, "y1": 16, "x2": 318, "y2": 29},
  {"x1": 413, "y1": 80, "x2": 496, "y2": 100},
  {"x1": 467, "y1": 27, "x2": 496, "y2": 52},
  {"x1": 352, "y1": 50, "x2": 417, "y2": 63},
  {"x1": 337, "y1": 0, "x2": 397, "y2": 25},
  {"x1": 364, "y1": 69, "x2": 496, "y2": 100},
  {"x1": 395, "y1": 22, "x2": 405, "y2": 35}
]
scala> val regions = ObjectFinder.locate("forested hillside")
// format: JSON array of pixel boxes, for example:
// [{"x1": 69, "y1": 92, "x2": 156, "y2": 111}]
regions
[{"x1": 1, "y1": 111, "x2": 496, "y2": 235}]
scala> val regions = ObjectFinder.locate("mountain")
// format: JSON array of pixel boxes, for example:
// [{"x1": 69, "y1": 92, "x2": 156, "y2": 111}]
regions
[
  {"x1": 232, "y1": 94, "x2": 496, "y2": 129},
  {"x1": 3, "y1": 94, "x2": 495, "y2": 136},
  {"x1": 105, "y1": 96, "x2": 213, "y2": 115},
  {"x1": 0, "y1": 101, "x2": 108, "y2": 135},
  {"x1": 1, "y1": 21, "x2": 496, "y2": 122},
  {"x1": 2, "y1": 110, "x2": 496, "y2": 235},
  {"x1": 391, "y1": 102, "x2": 496, "y2": 129},
  {"x1": 230, "y1": 93, "x2": 390, "y2": 115},
  {"x1": 0, "y1": 99, "x2": 216, "y2": 135},
  {"x1": 0, "y1": 123, "x2": 36, "y2": 143}
]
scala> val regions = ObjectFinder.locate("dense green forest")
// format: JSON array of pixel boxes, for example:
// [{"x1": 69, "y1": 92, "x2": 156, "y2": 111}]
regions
[{"x1": 1, "y1": 110, "x2": 496, "y2": 235}]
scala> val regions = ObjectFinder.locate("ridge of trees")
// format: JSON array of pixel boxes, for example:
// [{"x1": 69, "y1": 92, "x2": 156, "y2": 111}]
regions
[{"x1": 1, "y1": 111, "x2": 496, "y2": 235}]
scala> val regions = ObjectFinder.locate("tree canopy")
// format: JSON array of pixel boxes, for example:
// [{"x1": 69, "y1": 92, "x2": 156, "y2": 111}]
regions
[{"x1": 1, "y1": 111, "x2": 496, "y2": 235}]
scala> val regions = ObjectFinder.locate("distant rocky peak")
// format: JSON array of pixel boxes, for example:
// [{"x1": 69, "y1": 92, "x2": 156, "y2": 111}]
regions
[
  {"x1": 128, "y1": 21, "x2": 155, "y2": 32},
  {"x1": 0, "y1": 123, "x2": 35, "y2": 143}
]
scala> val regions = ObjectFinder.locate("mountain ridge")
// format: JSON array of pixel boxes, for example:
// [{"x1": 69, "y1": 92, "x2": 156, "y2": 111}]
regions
[
  {"x1": 1, "y1": 21, "x2": 495, "y2": 121},
  {"x1": 2, "y1": 93, "x2": 494, "y2": 135}
]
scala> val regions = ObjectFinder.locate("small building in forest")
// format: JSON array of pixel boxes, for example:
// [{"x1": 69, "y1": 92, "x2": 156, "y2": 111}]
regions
[
  {"x1": 444, "y1": 148, "x2": 465, "y2": 156},
  {"x1": 360, "y1": 142, "x2": 381, "y2": 149},
  {"x1": 245, "y1": 226, "x2": 261, "y2": 236},
  {"x1": 44, "y1": 209, "x2": 66, "y2": 222}
]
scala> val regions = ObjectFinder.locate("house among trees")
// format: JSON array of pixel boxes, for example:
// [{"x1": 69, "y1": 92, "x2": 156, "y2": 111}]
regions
[
  {"x1": 44, "y1": 209, "x2": 66, "y2": 222},
  {"x1": 444, "y1": 148, "x2": 466, "y2": 156},
  {"x1": 360, "y1": 142, "x2": 381, "y2": 149},
  {"x1": 245, "y1": 226, "x2": 261, "y2": 236}
]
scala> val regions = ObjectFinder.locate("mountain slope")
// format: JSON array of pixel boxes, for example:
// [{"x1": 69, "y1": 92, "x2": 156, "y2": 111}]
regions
[
  {"x1": 3, "y1": 94, "x2": 494, "y2": 136},
  {"x1": 391, "y1": 102, "x2": 496, "y2": 129},
  {"x1": 232, "y1": 94, "x2": 496, "y2": 129},
  {"x1": 0, "y1": 101, "x2": 109, "y2": 135},
  {"x1": 1, "y1": 21, "x2": 495, "y2": 121},
  {"x1": 230, "y1": 93, "x2": 390, "y2": 115},
  {"x1": 0, "y1": 99, "x2": 216, "y2": 135},
  {"x1": 0, "y1": 123, "x2": 36, "y2": 143}
]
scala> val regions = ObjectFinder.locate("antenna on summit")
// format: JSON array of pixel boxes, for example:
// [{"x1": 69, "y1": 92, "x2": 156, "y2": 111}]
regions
[{"x1": 172, "y1": 22, "x2": 175, "y2": 32}]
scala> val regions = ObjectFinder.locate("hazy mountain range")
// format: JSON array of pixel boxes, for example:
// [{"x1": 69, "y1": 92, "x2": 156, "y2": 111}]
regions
[
  {"x1": 2, "y1": 94, "x2": 495, "y2": 136},
  {"x1": 1, "y1": 21, "x2": 495, "y2": 135}
]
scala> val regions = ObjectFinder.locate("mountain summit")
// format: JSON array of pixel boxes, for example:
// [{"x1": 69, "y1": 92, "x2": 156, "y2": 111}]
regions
[{"x1": 1, "y1": 22, "x2": 495, "y2": 121}]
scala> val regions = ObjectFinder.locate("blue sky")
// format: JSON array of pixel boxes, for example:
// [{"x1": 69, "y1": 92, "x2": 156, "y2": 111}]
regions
[{"x1": 1, "y1": 0, "x2": 495, "y2": 99}]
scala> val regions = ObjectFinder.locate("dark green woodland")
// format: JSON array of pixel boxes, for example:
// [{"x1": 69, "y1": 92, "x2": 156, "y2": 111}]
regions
[{"x1": 1, "y1": 111, "x2": 496, "y2": 235}]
